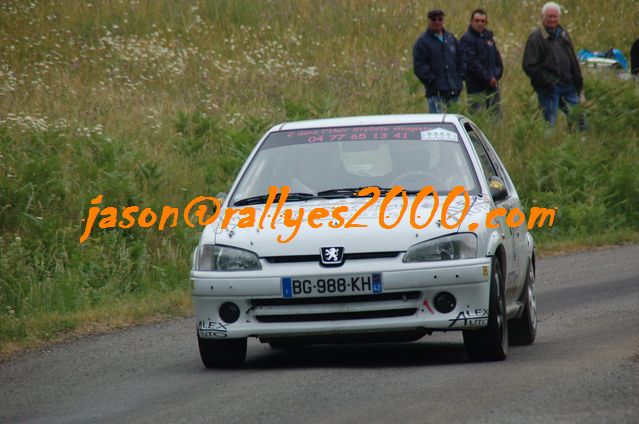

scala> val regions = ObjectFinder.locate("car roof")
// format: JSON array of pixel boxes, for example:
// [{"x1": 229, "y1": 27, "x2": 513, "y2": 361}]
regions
[{"x1": 276, "y1": 114, "x2": 463, "y2": 131}]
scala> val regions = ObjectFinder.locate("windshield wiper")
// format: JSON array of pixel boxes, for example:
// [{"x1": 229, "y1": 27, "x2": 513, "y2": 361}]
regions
[
  {"x1": 404, "y1": 189, "x2": 433, "y2": 195},
  {"x1": 317, "y1": 186, "x2": 434, "y2": 198},
  {"x1": 316, "y1": 186, "x2": 395, "y2": 198},
  {"x1": 233, "y1": 192, "x2": 316, "y2": 206}
]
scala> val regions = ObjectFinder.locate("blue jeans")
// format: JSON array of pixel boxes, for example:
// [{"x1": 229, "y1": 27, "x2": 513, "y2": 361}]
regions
[
  {"x1": 537, "y1": 84, "x2": 587, "y2": 131},
  {"x1": 427, "y1": 95, "x2": 459, "y2": 113}
]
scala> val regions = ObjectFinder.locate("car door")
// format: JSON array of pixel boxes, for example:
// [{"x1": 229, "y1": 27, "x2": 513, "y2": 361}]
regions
[{"x1": 463, "y1": 122, "x2": 525, "y2": 304}]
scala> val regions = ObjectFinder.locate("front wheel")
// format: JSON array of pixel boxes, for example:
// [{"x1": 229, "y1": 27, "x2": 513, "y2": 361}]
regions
[
  {"x1": 463, "y1": 256, "x2": 508, "y2": 361},
  {"x1": 198, "y1": 335, "x2": 247, "y2": 368}
]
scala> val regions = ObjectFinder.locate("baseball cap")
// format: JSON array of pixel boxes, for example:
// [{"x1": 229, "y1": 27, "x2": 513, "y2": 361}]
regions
[{"x1": 427, "y1": 9, "x2": 445, "y2": 19}]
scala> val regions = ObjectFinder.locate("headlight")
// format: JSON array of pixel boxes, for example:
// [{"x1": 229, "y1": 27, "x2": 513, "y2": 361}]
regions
[
  {"x1": 403, "y1": 233, "x2": 477, "y2": 262},
  {"x1": 195, "y1": 245, "x2": 262, "y2": 271}
]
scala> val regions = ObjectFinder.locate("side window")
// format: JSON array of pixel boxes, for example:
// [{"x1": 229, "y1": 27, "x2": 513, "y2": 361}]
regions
[
  {"x1": 465, "y1": 124, "x2": 498, "y2": 183},
  {"x1": 473, "y1": 125, "x2": 517, "y2": 196}
]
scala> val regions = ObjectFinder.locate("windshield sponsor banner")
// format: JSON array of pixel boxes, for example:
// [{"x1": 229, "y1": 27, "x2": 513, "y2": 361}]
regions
[{"x1": 263, "y1": 124, "x2": 459, "y2": 148}]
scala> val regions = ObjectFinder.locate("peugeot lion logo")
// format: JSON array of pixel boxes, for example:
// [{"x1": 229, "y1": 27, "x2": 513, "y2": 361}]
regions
[{"x1": 320, "y1": 247, "x2": 345, "y2": 266}]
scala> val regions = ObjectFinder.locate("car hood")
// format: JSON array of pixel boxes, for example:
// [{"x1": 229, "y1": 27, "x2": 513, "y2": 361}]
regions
[{"x1": 201, "y1": 196, "x2": 483, "y2": 256}]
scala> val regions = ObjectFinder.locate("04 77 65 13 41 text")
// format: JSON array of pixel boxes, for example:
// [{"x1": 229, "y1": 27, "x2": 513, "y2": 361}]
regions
[{"x1": 79, "y1": 185, "x2": 557, "y2": 244}]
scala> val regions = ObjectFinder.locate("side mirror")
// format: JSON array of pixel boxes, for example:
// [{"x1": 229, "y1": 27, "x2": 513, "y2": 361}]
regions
[
  {"x1": 216, "y1": 192, "x2": 227, "y2": 201},
  {"x1": 488, "y1": 176, "x2": 508, "y2": 203}
]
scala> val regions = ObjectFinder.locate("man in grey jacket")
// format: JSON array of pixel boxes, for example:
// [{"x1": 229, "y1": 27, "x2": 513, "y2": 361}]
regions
[{"x1": 522, "y1": 2, "x2": 586, "y2": 130}]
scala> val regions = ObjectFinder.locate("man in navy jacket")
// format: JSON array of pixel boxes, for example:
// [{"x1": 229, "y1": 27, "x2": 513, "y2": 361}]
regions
[
  {"x1": 412, "y1": 9, "x2": 465, "y2": 113},
  {"x1": 460, "y1": 9, "x2": 504, "y2": 116}
]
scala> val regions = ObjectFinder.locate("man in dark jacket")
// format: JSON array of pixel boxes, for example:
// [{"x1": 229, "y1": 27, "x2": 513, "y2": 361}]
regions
[
  {"x1": 631, "y1": 37, "x2": 639, "y2": 76},
  {"x1": 460, "y1": 9, "x2": 503, "y2": 116},
  {"x1": 413, "y1": 9, "x2": 465, "y2": 113},
  {"x1": 522, "y1": 2, "x2": 586, "y2": 130}
]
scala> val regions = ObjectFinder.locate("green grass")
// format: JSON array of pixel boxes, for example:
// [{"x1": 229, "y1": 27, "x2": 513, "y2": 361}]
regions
[{"x1": 1, "y1": 0, "x2": 638, "y2": 356}]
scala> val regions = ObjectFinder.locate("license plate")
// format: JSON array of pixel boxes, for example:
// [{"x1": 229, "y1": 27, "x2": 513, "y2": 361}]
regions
[{"x1": 281, "y1": 273, "x2": 382, "y2": 298}]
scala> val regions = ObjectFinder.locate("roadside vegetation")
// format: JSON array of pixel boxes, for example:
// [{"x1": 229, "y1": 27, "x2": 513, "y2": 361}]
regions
[{"x1": 1, "y1": 0, "x2": 638, "y2": 357}]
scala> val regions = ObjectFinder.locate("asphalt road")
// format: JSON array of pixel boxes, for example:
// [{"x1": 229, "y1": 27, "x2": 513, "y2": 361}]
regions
[{"x1": 2, "y1": 245, "x2": 638, "y2": 423}]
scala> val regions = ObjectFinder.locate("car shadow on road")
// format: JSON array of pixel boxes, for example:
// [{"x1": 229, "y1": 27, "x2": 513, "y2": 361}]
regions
[{"x1": 244, "y1": 340, "x2": 469, "y2": 369}]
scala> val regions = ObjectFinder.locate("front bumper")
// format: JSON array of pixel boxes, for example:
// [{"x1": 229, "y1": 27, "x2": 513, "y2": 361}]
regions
[{"x1": 191, "y1": 257, "x2": 492, "y2": 339}]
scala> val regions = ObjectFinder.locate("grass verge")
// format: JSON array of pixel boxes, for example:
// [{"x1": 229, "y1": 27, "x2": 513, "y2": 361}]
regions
[{"x1": 0, "y1": 289, "x2": 191, "y2": 361}]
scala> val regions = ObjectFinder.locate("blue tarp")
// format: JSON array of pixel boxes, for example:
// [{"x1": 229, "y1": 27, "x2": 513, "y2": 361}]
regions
[{"x1": 578, "y1": 48, "x2": 629, "y2": 71}]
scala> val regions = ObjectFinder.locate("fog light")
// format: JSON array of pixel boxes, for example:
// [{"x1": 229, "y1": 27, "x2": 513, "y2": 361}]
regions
[
  {"x1": 434, "y1": 292, "x2": 456, "y2": 313},
  {"x1": 219, "y1": 302, "x2": 240, "y2": 323}
]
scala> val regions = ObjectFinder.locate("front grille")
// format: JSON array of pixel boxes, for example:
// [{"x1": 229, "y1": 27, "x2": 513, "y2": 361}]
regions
[
  {"x1": 346, "y1": 252, "x2": 401, "y2": 260},
  {"x1": 263, "y1": 255, "x2": 317, "y2": 263},
  {"x1": 250, "y1": 291, "x2": 421, "y2": 323},
  {"x1": 255, "y1": 308, "x2": 418, "y2": 323},
  {"x1": 263, "y1": 251, "x2": 401, "y2": 264},
  {"x1": 250, "y1": 291, "x2": 420, "y2": 307}
]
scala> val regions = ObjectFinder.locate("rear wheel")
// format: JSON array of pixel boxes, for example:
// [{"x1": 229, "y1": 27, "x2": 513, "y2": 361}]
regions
[
  {"x1": 198, "y1": 335, "x2": 247, "y2": 368},
  {"x1": 463, "y1": 256, "x2": 508, "y2": 361},
  {"x1": 509, "y1": 261, "x2": 537, "y2": 345}
]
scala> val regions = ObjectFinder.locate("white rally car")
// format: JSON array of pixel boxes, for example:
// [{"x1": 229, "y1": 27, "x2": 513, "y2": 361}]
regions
[{"x1": 191, "y1": 114, "x2": 537, "y2": 367}]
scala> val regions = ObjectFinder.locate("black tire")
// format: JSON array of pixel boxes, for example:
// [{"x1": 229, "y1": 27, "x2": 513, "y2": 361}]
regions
[
  {"x1": 198, "y1": 335, "x2": 247, "y2": 368},
  {"x1": 268, "y1": 341, "x2": 303, "y2": 350},
  {"x1": 509, "y1": 261, "x2": 537, "y2": 345},
  {"x1": 463, "y1": 256, "x2": 508, "y2": 361}
]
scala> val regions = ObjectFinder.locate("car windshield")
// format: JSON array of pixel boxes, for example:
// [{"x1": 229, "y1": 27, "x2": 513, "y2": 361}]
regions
[{"x1": 230, "y1": 123, "x2": 480, "y2": 205}]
